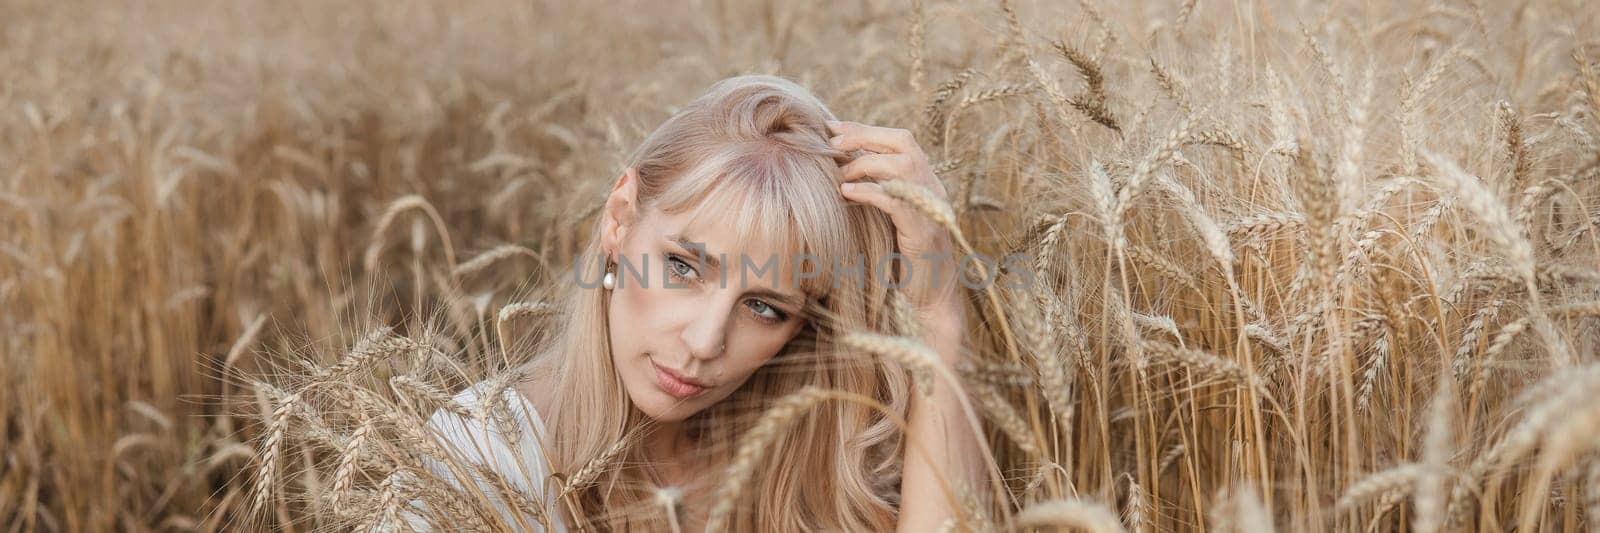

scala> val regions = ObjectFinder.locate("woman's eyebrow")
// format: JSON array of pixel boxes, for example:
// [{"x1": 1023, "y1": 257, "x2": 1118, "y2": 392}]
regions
[
  {"x1": 746, "y1": 287, "x2": 804, "y2": 309},
  {"x1": 665, "y1": 234, "x2": 722, "y2": 271}
]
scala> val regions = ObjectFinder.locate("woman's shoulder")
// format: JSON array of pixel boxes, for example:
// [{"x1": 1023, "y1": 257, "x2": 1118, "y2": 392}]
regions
[
  {"x1": 425, "y1": 380, "x2": 551, "y2": 467},
  {"x1": 512, "y1": 365, "x2": 560, "y2": 416},
  {"x1": 435, "y1": 380, "x2": 546, "y2": 424},
  {"x1": 420, "y1": 380, "x2": 563, "y2": 529}
]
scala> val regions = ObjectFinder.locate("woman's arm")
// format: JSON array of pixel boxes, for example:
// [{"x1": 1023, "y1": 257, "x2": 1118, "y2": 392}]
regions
[
  {"x1": 895, "y1": 305, "x2": 986, "y2": 532},
  {"x1": 825, "y1": 119, "x2": 988, "y2": 530}
]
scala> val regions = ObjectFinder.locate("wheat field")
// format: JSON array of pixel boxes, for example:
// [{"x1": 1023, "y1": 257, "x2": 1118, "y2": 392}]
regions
[{"x1": 3, "y1": 0, "x2": 1598, "y2": 530}]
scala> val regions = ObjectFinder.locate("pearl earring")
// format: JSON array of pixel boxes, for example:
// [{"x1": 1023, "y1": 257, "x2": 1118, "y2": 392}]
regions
[{"x1": 602, "y1": 267, "x2": 616, "y2": 290}]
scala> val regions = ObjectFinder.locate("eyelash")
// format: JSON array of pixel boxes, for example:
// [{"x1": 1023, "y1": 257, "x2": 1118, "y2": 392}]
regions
[
  {"x1": 665, "y1": 254, "x2": 701, "y2": 282},
  {"x1": 665, "y1": 253, "x2": 788, "y2": 324},
  {"x1": 746, "y1": 299, "x2": 787, "y2": 323}
]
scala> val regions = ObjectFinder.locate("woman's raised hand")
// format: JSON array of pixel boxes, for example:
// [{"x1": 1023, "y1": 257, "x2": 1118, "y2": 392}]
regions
[
  {"x1": 827, "y1": 120, "x2": 965, "y2": 336},
  {"x1": 828, "y1": 121, "x2": 985, "y2": 532}
]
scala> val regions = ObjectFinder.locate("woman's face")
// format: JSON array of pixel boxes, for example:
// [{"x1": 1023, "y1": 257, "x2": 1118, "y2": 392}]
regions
[{"x1": 601, "y1": 173, "x2": 811, "y2": 422}]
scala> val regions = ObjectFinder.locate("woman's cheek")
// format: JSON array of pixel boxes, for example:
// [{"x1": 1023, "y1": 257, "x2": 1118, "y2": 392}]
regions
[
  {"x1": 611, "y1": 279, "x2": 674, "y2": 355},
  {"x1": 732, "y1": 334, "x2": 787, "y2": 373},
  {"x1": 623, "y1": 276, "x2": 672, "y2": 319}
]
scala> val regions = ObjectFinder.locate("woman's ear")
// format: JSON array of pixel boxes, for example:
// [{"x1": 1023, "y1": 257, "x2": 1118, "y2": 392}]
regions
[{"x1": 600, "y1": 166, "x2": 641, "y2": 256}]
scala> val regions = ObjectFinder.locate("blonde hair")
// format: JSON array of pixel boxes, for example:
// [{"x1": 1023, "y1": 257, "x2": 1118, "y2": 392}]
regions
[{"x1": 529, "y1": 74, "x2": 909, "y2": 530}]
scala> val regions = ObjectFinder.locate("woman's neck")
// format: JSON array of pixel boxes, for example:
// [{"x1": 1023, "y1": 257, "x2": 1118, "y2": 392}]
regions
[
  {"x1": 640, "y1": 419, "x2": 712, "y2": 531},
  {"x1": 642, "y1": 419, "x2": 701, "y2": 477}
]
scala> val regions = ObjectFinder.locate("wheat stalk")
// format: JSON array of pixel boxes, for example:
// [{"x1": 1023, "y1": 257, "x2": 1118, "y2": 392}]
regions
[
  {"x1": 1413, "y1": 381, "x2": 1455, "y2": 533},
  {"x1": 453, "y1": 243, "x2": 541, "y2": 278},
  {"x1": 1013, "y1": 499, "x2": 1126, "y2": 533},
  {"x1": 907, "y1": 0, "x2": 926, "y2": 97},
  {"x1": 923, "y1": 68, "x2": 977, "y2": 137},
  {"x1": 1120, "y1": 472, "x2": 1149, "y2": 533},
  {"x1": 839, "y1": 331, "x2": 941, "y2": 396},
  {"x1": 367, "y1": 469, "x2": 414, "y2": 531},
  {"x1": 1452, "y1": 298, "x2": 1508, "y2": 379},
  {"x1": 1049, "y1": 40, "x2": 1121, "y2": 133},
  {"x1": 655, "y1": 486, "x2": 685, "y2": 533},
  {"x1": 1152, "y1": 168, "x2": 1235, "y2": 268},
  {"x1": 1337, "y1": 464, "x2": 1424, "y2": 511},
  {"x1": 1150, "y1": 59, "x2": 1193, "y2": 115},
  {"x1": 363, "y1": 194, "x2": 458, "y2": 272},
  {"x1": 1138, "y1": 340, "x2": 1269, "y2": 398},
  {"x1": 1226, "y1": 212, "x2": 1303, "y2": 242},
  {"x1": 1113, "y1": 112, "x2": 1200, "y2": 250},
  {"x1": 328, "y1": 419, "x2": 374, "y2": 515},
  {"x1": 970, "y1": 382, "x2": 1043, "y2": 457},
  {"x1": 1212, "y1": 485, "x2": 1274, "y2": 533},
  {"x1": 876, "y1": 179, "x2": 1027, "y2": 367},
  {"x1": 1471, "y1": 301, "x2": 1600, "y2": 395},
  {"x1": 560, "y1": 437, "x2": 632, "y2": 500},
  {"x1": 1498, "y1": 101, "x2": 1530, "y2": 186},
  {"x1": 1355, "y1": 318, "x2": 1392, "y2": 412},
  {"x1": 251, "y1": 386, "x2": 302, "y2": 518},
  {"x1": 1400, "y1": 48, "x2": 1462, "y2": 171},
  {"x1": 704, "y1": 387, "x2": 830, "y2": 532},
  {"x1": 318, "y1": 327, "x2": 418, "y2": 381},
  {"x1": 389, "y1": 376, "x2": 473, "y2": 418},
  {"x1": 1425, "y1": 151, "x2": 1534, "y2": 282}
]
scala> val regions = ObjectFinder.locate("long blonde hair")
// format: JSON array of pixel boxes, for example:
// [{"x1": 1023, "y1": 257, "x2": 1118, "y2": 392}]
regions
[{"x1": 529, "y1": 74, "x2": 909, "y2": 530}]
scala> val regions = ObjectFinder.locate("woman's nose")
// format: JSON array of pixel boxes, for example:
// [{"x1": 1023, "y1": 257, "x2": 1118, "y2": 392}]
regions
[{"x1": 680, "y1": 297, "x2": 733, "y2": 361}]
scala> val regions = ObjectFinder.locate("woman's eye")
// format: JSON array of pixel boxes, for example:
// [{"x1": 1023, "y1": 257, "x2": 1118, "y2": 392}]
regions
[
  {"x1": 667, "y1": 255, "x2": 700, "y2": 280},
  {"x1": 746, "y1": 299, "x2": 785, "y2": 322}
]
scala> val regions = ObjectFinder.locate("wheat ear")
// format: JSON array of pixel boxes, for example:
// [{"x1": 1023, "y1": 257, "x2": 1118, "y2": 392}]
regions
[
  {"x1": 453, "y1": 244, "x2": 541, "y2": 278},
  {"x1": 970, "y1": 382, "x2": 1043, "y2": 457},
  {"x1": 840, "y1": 330, "x2": 942, "y2": 396},
  {"x1": 251, "y1": 386, "x2": 301, "y2": 518},
  {"x1": 560, "y1": 437, "x2": 632, "y2": 499},
  {"x1": 877, "y1": 179, "x2": 1025, "y2": 366},
  {"x1": 1337, "y1": 464, "x2": 1424, "y2": 511},
  {"x1": 328, "y1": 419, "x2": 374, "y2": 515},
  {"x1": 1013, "y1": 499, "x2": 1127, "y2": 533}
]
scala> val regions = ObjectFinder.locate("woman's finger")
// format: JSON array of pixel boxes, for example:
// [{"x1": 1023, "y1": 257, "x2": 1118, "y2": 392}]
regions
[
  {"x1": 841, "y1": 154, "x2": 949, "y2": 200},
  {"x1": 840, "y1": 179, "x2": 894, "y2": 211},
  {"x1": 839, "y1": 181, "x2": 955, "y2": 295},
  {"x1": 840, "y1": 153, "x2": 916, "y2": 183},
  {"x1": 827, "y1": 120, "x2": 922, "y2": 155},
  {"x1": 839, "y1": 180, "x2": 918, "y2": 229}
]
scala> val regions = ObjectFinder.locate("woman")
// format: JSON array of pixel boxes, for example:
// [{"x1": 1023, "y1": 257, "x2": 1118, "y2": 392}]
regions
[{"x1": 422, "y1": 74, "x2": 984, "y2": 531}]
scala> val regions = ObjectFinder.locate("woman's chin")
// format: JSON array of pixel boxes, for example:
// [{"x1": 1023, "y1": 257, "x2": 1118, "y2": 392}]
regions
[{"x1": 630, "y1": 390, "x2": 701, "y2": 422}]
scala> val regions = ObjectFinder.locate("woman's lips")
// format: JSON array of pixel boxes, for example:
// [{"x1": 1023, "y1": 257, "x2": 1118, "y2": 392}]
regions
[{"x1": 651, "y1": 360, "x2": 708, "y2": 399}]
